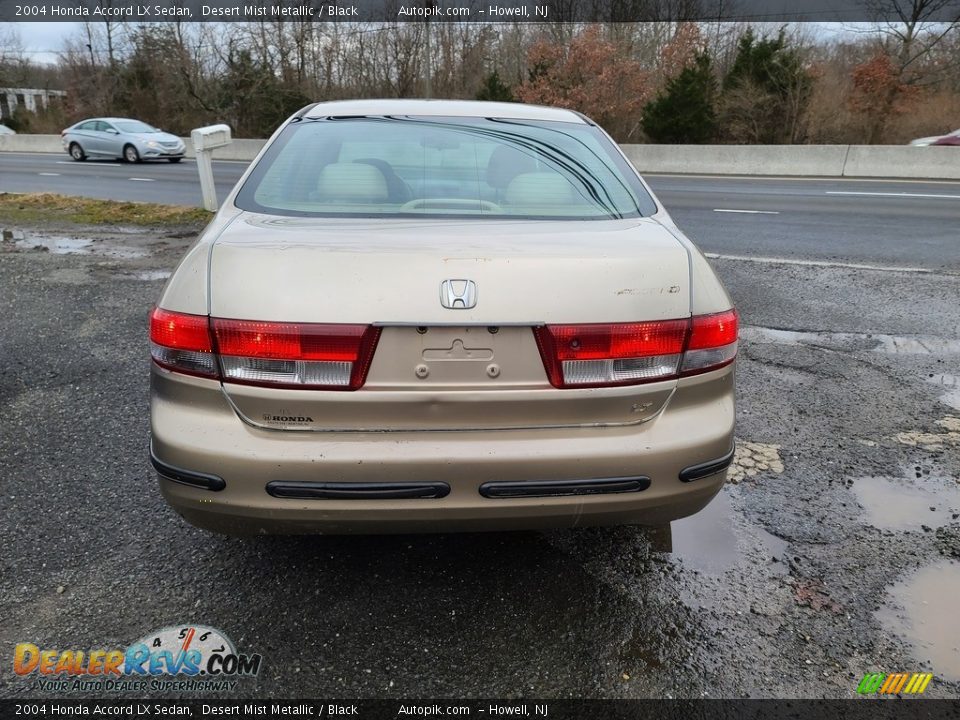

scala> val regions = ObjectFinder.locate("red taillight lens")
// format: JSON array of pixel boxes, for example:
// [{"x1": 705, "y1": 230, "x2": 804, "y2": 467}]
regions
[
  {"x1": 680, "y1": 309, "x2": 738, "y2": 376},
  {"x1": 212, "y1": 319, "x2": 381, "y2": 390},
  {"x1": 149, "y1": 308, "x2": 217, "y2": 378},
  {"x1": 534, "y1": 310, "x2": 737, "y2": 388},
  {"x1": 150, "y1": 309, "x2": 381, "y2": 390},
  {"x1": 687, "y1": 309, "x2": 738, "y2": 351}
]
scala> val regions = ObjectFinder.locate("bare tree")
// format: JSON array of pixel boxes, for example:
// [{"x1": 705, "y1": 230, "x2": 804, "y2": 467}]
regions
[{"x1": 855, "y1": 0, "x2": 960, "y2": 140}]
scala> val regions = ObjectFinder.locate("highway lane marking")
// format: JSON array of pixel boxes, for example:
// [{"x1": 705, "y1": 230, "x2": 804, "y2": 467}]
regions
[
  {"x1": 645, "y1": 172, "x2": 960, "y2": 187},
  {"x1": 37, "y1": 172, "x2": 60, "y2": 176},
  {"x1": 713, "y1": 208, "x2": 780, "y2": 214},
  {"x1": 704, "y1": 253, "x2": 934, "y2": 274},
  {"x1": 129, "y1": 178, "x2": 155, "y2": 182},
  {"x1": 55, "y1": 161, "x2": 126, "y2": 168},
  {"x1": 826, "y1": 191, "x2": 960, "y2": 199}
]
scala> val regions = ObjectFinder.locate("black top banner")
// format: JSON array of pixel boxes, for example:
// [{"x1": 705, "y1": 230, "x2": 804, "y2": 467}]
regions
[{"x1": 3, "y1": 0, "x2": 960, "y2": 22}]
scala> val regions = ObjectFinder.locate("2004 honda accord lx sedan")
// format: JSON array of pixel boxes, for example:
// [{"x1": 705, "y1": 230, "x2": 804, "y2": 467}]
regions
[{"x1": 149, "y1": 99, "x2": 737, "y2": 534}]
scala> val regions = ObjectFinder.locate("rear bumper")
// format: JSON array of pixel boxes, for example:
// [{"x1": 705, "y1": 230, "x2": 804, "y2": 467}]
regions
[{"x1": 150, "y1": 364, "x2": 735, "y2": 535}]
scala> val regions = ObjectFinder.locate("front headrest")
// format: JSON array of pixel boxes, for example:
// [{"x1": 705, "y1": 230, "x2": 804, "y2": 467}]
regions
[{"x1": 315, "y1": 163, "x2": 389, "y2": 203}]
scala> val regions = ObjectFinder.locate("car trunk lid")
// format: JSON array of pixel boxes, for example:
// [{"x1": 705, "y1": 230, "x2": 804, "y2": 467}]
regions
[{"x1": 209, "y1": 214, "x2": 691, "y2": 431}]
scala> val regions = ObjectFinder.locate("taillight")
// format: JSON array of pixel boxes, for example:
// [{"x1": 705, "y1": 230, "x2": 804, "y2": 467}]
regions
[
  {"x1": 150, "y1": 308, "x2": 381, "y2": 390},
  {"x1": 150, "y1": 308, "x2": 217, "y2": 379},
  {"x1": 534, "y1": 320, "x2": 688, "y2": 388},
  {"x1": 534, "y1": 310, "x2": 737, "y2": 388},
  {"x1": 680, "y1": 310, "x2": 739, "y2": 376},
  {"x1": 212, "y1": 319, "x2": 381, "y2": 390}
]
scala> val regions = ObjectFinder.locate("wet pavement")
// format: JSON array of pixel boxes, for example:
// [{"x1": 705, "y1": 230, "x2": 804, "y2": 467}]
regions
[
  {"x1": 876, "y1": 562, "x2": 960, "y2": 683},
  {"x1": 1, "y1": 221, "x2": 959, "y2": 699}
]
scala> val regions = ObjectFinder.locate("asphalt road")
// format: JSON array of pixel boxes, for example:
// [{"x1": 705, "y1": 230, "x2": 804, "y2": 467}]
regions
[
  {"x1": 3, "y1": 150, "x2": 959, "y2": 271},
  {"x1": 1, "y1": 157, "x2": 959, "y2": 701}
]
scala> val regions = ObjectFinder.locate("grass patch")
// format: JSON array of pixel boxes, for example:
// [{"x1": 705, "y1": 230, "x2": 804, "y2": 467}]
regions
[{"x1": 0, "y1": 193, "x2": 211, "y2": 226}]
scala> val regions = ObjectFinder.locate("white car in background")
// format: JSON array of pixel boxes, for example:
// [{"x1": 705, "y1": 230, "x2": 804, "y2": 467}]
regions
[
  {"x1": 909, "y1": 128, "x2": 960, "y2": 146},
  {"x1": 61, "y1": 117, "x2": 186, "y2": 162}
]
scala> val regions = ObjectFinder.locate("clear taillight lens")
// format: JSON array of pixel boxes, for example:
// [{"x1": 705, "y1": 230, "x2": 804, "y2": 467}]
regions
[{"x1": 534, "y1": 310, "x2": 737, "y2": 388}]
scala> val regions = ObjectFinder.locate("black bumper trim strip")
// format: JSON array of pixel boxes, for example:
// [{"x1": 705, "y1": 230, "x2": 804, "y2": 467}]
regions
[
  {"x1": 679, "y1": 445, "x2": 736, "y2": 482},
  {"x1": 479, "y1": 476, "x2": 650, "y2": 499},
  {"x1": 266, "y1": 481, "x2": 450, "y2": 500},
  {"x1": 150, "y1": 449, "x2": 226, "y2": 492}
]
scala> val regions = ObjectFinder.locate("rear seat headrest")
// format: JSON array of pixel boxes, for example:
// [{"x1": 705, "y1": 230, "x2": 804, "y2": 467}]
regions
[
  {"x1": 315, "y1": 163, "x2": 389, "y2": 203},
  {"x1": 486, "y1": 146, "x2": 539, "y2": 189},
  {"x1": 504, "y1": 172, "x2": 576, "y2": 207}
]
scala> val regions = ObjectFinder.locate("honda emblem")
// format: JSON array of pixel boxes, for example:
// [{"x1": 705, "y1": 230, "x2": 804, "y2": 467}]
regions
[{"x1": 439, "y1": 280, "x2": 478, "y2": 309}]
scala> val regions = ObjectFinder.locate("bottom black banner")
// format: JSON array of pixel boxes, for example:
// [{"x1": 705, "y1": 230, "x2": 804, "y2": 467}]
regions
[{"x1": 3, "y1": 700, "x2": 960, "y2": 720}]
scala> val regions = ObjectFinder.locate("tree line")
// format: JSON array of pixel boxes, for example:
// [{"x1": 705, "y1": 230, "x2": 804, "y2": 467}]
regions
[{"x1": 1, "y1": 14, "x2": 958, "y2": 144}]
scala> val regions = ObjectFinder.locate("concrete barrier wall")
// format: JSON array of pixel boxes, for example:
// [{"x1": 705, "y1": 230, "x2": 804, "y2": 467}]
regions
[
  {"x1": 208, "y1": 138, "x2": 266, "y2": 161},
  {"x1": 620, "y1": 144, "x2": 852, "y2": 177},
  {"x1": 2, "y1": 134, "x2": 958, "y2": 180},
  {"x1": 841, "y1": 145, "x2": 960, "y2": 180},
  {"x1": 0, "y1": 133, "x2": 265, "y2": 161},
  {"x1": 623, "y1": 144, "x2": 960, "y2": 180},
  {"x1": 0, "y1": 133, "x2": 65, "y2": 154}
]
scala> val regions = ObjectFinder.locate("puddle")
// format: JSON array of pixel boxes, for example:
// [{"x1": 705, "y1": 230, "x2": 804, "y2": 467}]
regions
[
  {"x1": 15, "y1": 235, "x2": 92, "y2": 254},
  {"x1": 5, "y1": 230, "x2": 149, "y2": 259},
  {"x1": 742, "y1": 326, "x2": 960, "y2": 355},
  {"x1": 851, "y1": 476, "x2": 960, "y2": 531},
  {"x1": 728, "y1": 441, "x2": 784, "y2": 483},
  {"x1": 114, "y1": 270, "x2": 172, "y2": 281},
  {"x1": 876, "y1": 561, "x2": 960, "y2": 682},
  {"x1": 670, "y1": 491, "x2": 789, "y2": 576},
  {"x1": 136, "y1": 270, "x2": 171, "y2": 281},
  {"x1": 896, "y1": 417, "x2": 960, "y2": 451},
  {"x1": 928, "y1": 374, "x2": 960, "y2": 411}
]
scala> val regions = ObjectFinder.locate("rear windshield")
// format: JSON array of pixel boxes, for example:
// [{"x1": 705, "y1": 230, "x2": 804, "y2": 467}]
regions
[{"x1": 235, "y1": 116, "x2": 657, "y2": 220}]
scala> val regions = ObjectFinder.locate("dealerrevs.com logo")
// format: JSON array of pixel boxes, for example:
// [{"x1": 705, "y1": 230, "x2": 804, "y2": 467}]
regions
[{"x1": 14, "y1": 625, "x2": 262, "y2": 693}]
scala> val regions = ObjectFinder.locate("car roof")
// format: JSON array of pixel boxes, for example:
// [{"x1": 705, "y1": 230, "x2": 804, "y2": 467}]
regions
[
  {"x1": 302, "y1": 99, "x2": 587, "y2": 124},
  {"x1": 76, "y1": 118, "x2": 143, "y2": 124}
]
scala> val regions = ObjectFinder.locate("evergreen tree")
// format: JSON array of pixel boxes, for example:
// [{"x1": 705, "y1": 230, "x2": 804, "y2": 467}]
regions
[
  {"x1": 720, "y1": 28, "x2": 812, "y2": 143},
  {"x1": 476, "y1": 71, "x2": 514, "y2": 102},
  {"x1": 642, "y1": 53, "x2": 716, "y2": 144}
]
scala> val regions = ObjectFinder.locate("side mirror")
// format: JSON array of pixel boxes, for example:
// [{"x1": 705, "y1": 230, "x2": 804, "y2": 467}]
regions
[{"x1": 106, "y1": 128, "x2": 119, "y2": 135}]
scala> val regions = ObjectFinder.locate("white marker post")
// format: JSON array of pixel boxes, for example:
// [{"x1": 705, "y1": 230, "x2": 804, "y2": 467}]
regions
[{"x1": 190, "y1": 124, "x2": 232, "y2": 211}]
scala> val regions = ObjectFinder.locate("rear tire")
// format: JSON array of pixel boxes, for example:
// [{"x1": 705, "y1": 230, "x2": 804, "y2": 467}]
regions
[
  {"x1": 69, "y1": 143, "x2": 85, "y2": 161},
  {"x1": 168, "y1": 157, "x2": 182, "y2": 163},
  {"x1": 123, "y1": 144, "x2": 141, "y2": 163}
]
